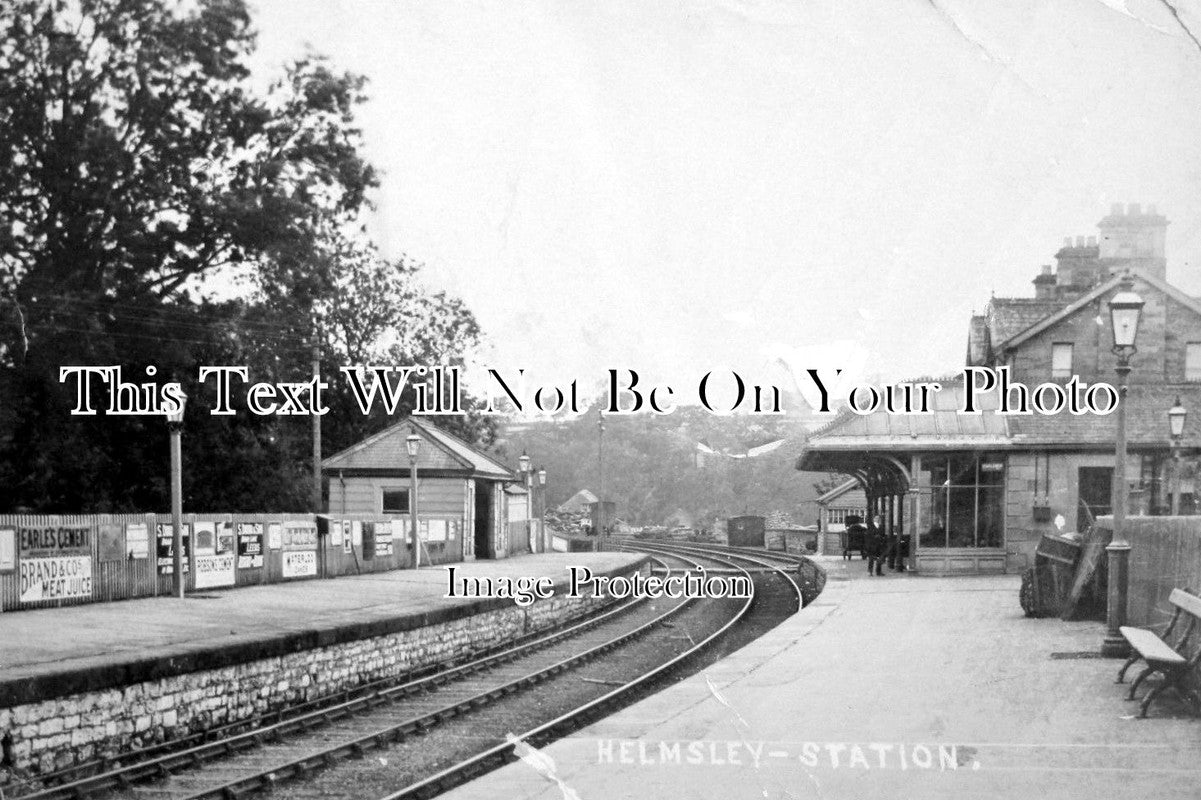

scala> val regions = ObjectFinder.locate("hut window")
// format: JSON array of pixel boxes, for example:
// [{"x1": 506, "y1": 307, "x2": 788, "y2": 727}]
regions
[{"x1": 382, "y1": 488, "x2": 410, "y2": 514}]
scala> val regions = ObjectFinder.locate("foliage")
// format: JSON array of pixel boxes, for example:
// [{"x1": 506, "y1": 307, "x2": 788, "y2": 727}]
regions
[
  {"x1": 0, "y1": 0, "x2": 491, "y2": 512},
  {"x1": 498, "y1": 406, "x2": 832, "y2": 528}
]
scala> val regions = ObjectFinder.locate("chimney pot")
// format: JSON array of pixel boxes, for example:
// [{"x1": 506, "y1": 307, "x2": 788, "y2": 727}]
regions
[
  {"x1": 1148, "y1": 203, "x2": 1158, "y2": 216},
  {"x1": 1041, "y1": 264, "x2": 1052, "y2": 275},
  {"x1": 1129, "y1": 202, "x2": 1141, "y2": 216},
  {"x1": 1111, "y1": 203, "x2": 1123, "y2": 216},
  {"x1": 1063, "y1": 237, "x2": 1073, "y2": 247},
  {"x1": 1076, "y1": 236, "x2": 1086, "y2": 247},
  {"x1": 1087, "y1": 235, "x2": 1097, "y2": 247}
]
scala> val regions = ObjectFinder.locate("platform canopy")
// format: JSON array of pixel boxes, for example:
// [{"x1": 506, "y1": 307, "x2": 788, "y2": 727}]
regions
[{"x1": 797, "y1": 378, "x2": 1010, "y2": 495}]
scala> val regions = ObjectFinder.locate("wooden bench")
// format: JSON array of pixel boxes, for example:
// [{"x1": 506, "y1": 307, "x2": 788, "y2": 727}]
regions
[{"x1": 1116, "y1": 587, "x2": 1201, "y2": 718}]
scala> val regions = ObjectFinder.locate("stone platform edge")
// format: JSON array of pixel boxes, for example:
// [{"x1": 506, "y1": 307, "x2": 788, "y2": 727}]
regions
[{"x1": 0, "y1": 554, "x2": 651, "y2": 708}]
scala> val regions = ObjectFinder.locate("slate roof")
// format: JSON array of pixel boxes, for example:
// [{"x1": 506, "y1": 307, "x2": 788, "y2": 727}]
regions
[
  {"x1": 800, "y1": 378, "x2": 1011, "y2": 454},
  {"x1": 985, "y1": 298, "x2": 1068, "y2": 347},
  {"x1": 322, "y1": 417, "x2": 514, "y2": 479},
  {"x1": 799, "y1": 379, "x2": 1201, "y2": 463},
  {"x1": 557, "y1": 489, "x2": 598, "y2": 512}
]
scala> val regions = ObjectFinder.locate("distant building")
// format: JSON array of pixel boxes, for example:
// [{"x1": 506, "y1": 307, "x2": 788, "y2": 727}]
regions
[
  {"x1": 557, "y1": 489, "x2": 599, "y2": 514},
  {"x1": 323, "y1": 417, "x2": 517, "y2": 561},
  {"x1": 800, "y1": 204, "x2": 1201, "y2": 574},
  {"x1": 816, "y1": 479, "x2": 867, "y2": 555}
]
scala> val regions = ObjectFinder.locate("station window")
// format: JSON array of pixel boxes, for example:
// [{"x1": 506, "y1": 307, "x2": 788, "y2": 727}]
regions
[
  {"x1": 381, "y1": 488, "x2": 410, "y2": 514},
  {"x1": 921, "y1": 454, "x2": 1005, "y2": 549},
  {"x1": 1187, "y1": 342, "x2": 1201, "y2": 381},
  {"x1": 1051, "y1": 343, "x2": 1073, "y2": 378}
]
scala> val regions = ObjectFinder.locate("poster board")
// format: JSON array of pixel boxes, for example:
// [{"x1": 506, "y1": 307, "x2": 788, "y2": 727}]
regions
[
  {"x1": 281, "y1": 520, "x2": 318, "y2": 578},
  {"x1": 375, "y1": 520, "x2": 394, "y2": 557},
  {"x1": 236, "y1": 523, "x2": 264, "y2": 569},
  {"x1": 193, "y1": 521, "x2": 235, "y2": 588},
  {"x1": 156, "y1": 523, "x2": 191, "y2": 575},
  {"x1": 125, "y1": 522, "x2": 149, "y2": 559},
  {"x1": 17, "y1": 522, "x2": 94, "y2": 604}
]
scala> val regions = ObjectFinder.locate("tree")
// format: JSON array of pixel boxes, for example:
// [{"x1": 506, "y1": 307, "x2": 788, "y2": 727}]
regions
[
  {"x1": 0, "y1": 1, "x2": 376, "y2": 306},
  {"x1": 0, "y1": 0, "x2": 490, "y2": 512}
]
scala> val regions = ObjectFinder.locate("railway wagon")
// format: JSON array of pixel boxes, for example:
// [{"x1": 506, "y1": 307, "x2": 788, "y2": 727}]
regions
[{"x1": 727, "y1": 515, "x2": 766, "y2": 547}]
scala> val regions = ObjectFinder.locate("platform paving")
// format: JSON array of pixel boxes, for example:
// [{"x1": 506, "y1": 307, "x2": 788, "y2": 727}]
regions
[
  {"x1": 0, "y1": 552, "x2": 645, "y2": 699},
  {"x1": 442, "y1": 555, "x2": 1201, "y2": 800}
]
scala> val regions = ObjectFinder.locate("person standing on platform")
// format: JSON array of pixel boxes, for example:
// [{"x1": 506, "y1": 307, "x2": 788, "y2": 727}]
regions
[{"x1": 866, "y1": 516, "x2": 886, "y2": 576}]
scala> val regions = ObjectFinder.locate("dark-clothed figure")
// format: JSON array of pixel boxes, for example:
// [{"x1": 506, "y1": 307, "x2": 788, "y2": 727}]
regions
[
  {"x1": 866, "y1": 517, "x2": 886, "y2": 576},
  {"x1": 843, "y1": 519, "x2": 866, "y2": 560}
]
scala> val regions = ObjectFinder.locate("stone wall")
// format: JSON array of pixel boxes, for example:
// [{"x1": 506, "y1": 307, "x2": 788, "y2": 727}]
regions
[{"x1": 0, "y1": 592, "x2": 612, "y2": 778}]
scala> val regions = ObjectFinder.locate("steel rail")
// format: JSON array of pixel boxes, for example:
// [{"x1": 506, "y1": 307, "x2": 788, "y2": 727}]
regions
[
  {"x1": 171, "y1": 553, "x2": 715, "y2": 800},
  {"x1": 378, "y1": 549, "x2": 781, "y2": 800},
  {"x1": 13, "y1": 559, "x2": 673, "y2": 800}
]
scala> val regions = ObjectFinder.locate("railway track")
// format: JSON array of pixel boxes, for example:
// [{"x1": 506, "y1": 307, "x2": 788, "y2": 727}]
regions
[
  {"x1": 631, "y1": 540, "x2": 826, "y2": 607},
  {"x1": 9, "y1": 557, "x2": 675, "y2": 800},
  {"x1": 12, "y1": 551, "x2": 756, "y2": 800},
  {"x1": 11, "y1": 545, "x2": 806, "y2": 800}
]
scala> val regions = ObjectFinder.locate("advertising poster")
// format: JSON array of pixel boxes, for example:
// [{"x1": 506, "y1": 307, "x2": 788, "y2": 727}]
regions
[
  {"x1": 98, "y1": 523, "x2": 124, "y2": 561},
  {"x1": 281, "y1": 520, "x2": 317, "y2": 549},
  {"x1": 426, "y1": 518, "x2": 446, "y2": 543},
  {"x1": 282, "y1": 550, "x2": 317, "y2": 578},
  {"x1": 236, "y1": 523, "x2": 264, "y2": 569},
  {"x1": 192, "y1": 522, "x2": 234, "y2": 588},
  {"x1": 125, "y1": 523, "x2": 149, "y2": 559},
  {"x1": 0, "y1": 527, "x2": 14, "y2": 572},
  {"x1": 193, "y1": 552, "x2": 235, "y2": 588},
  {"x1": 155, "y1": 523, "x2": 191, "y2": 575},
  {"x1": 216, "y1": 522, "x2": 235, "y2": 555},
  {"x1": 266, "y1": 522, "x2": 282, "y2": 551},
  {"x1": 17, "y1": 522, "x2": 94, "y2": 604},
  {"x1": 375, "y1": 521, "x2": 393, "y2": 557},
  {"x1": 193, "y1": 520, "x2": 216, "y2": 554}
]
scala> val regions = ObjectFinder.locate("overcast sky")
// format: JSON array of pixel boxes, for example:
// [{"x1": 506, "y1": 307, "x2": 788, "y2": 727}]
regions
[{"x1": 247, "y1": 0, "x2": 1201, "y2": 409}]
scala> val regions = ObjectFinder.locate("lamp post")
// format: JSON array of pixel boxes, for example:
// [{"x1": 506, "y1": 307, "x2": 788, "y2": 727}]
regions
[
  {"x1": 597, "y1": 409, "x2": 605, "y2": 538},
  {"x1": 406, "y1": 433, "x2": 421, "y2": 569},
  {"x1": 1168, "y1": 397, "x2": 1187, "y2": 516},
  {"x1": 166, "y1": 392, "x2": 188, "y2": 598},
  {"x1": 518, "y1": 451, "x2": 532, "y2": 552},
  {"x1": 537, "y1": 467, "x2": 547, "y2": 551},
  {"x1": 1102, "y1": 274, "x2": 1144, "y2": 657}
]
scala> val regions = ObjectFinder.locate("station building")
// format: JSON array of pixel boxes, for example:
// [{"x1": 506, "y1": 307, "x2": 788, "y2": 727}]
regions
[
  {"x1": 798, "y1": 204, "x2": 1201, "y2": 574},
  {"x1": 322, "y1": 416, "x2": 519, "y2": 561}
]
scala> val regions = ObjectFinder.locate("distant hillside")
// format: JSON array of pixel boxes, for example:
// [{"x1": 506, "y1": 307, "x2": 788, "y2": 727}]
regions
[{"x1": 491, "y1": 405, "x2": 837, "y2": 528}]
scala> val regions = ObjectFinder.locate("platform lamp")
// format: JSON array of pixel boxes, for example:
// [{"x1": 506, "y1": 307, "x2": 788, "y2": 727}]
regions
[
  {"x1": 1168, "y1": 397, "x2": 1187, "y2": 515},
  {"x1": 1102, "y1": 274, "x2": 1144, "y2": 657},
  {"x1": 518, "y1": 451, "x2": 532, "y2": 551},
  {"x1": 537, "y1": 467, "x2": 547, "y2": 550},
  {"x1": 406, "y1": 433, "x2": 421, "y2": 569},
  {"x1": 166, "y1": 392, "x2": 188, "y2": 598}
]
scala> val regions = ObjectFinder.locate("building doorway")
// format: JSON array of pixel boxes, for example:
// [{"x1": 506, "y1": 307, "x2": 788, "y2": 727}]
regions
[
  {"x1": 1077, "y1": 467, "x2": 1113, "y2": 532},
  {"x1": 474, "y1": 480, "x2": 494, "y2": 559}
]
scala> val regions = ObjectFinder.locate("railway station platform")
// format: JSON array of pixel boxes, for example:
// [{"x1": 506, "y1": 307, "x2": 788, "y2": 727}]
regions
[
  {"x1": 444, "y1": 556, "x2": 1201, "y2": 800},
  {"x1": 0, "y1": 552, "x2": 648, "y2": 710}
]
